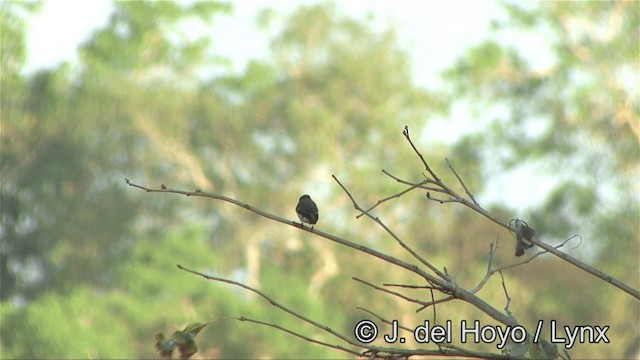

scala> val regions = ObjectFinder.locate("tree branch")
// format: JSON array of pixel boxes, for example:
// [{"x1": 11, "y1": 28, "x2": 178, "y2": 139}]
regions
[
  {"x1": 126, "y1": 178, "x2": 526, "y2": 328},
  {"x1": 332, "y1": 175, "x2": 447, "y2": 281},
  {"x1": 352, "y1": 276, "x2": 432, "y2": 308},
  {"x1": 396, "y1": 127, "x2": 640, "y2": 300}
]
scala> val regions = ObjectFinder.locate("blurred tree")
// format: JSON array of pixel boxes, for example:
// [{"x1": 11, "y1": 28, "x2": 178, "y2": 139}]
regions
[
  {"x1": 2, "y1": 1, "x2": 438, "y2": 358},
  {"x1": 180, "y1": 6, "x2": 447, "y2": 357},
  {"x1": 0, "y1": 0, "x2": 42, "y2": 300},
  {"x1": 189, "y1": 2, "x2": 441, "y2": 294},
  {"x1": 443, "y1": 1, "x2": 639, "y2": 358},
  {"x1": 445, "y1": 1, "x2": 638, "y2": 253},
  {"x1": 1, "y1": 1, "x2": 229, "y2": 301}
]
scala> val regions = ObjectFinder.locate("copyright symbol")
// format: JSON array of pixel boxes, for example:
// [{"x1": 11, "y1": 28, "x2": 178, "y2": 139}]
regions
[{"x1": 354, "y1": 320, "x2": 378, "y2": 343}]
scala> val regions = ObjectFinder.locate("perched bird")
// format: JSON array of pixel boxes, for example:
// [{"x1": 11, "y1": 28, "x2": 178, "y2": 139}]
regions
[
  {"x1": 514, "y1": 219, "x2": 535, "y2": 257},
  {"x1": 296, "y1": 194, "x2": 318, "y2": 227}
]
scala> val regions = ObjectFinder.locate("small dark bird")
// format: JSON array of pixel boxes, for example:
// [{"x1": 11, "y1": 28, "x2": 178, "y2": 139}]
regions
[
  {"x1": 514, "y1": 219, "x2": 535, "y2": 257},
  {"x1": 296, "y1": 194, "x2": 318, "y2": 227}
]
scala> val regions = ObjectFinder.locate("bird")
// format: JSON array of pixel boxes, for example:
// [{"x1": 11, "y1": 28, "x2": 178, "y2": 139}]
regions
[
  {"x1": 296, "y1": 194, "x2": 318, "y2": 228},
  {"x1": 514, "y1": 219, "x2": 535, "y2": 257}
]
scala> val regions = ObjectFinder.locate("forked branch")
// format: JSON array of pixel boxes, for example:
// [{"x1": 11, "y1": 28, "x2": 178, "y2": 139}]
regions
[{"x1": 399, "y1": 126, "x2": 640, "y2": 300}]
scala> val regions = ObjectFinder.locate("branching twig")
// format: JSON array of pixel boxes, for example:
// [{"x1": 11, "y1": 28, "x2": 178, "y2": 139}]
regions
[
  {"x1": 353, "y1": 277, "x2": 431, "y2": 308},
  {"x1": 426, "y1": 192, "x2": 458, "y2": 203},
  {"x1": 333, "y1": 175, "x2": 448, "y2": 282},
  {"x1": 126, "y1": 179, "x2": 448, "y2": 289},
  {"x1": 498, "y1": 271, "x2": 512, "y2": 315},
  {"x1": 415, "y1": 295, "x2": 456, "y2": 313},
  {"x1": 445, "y1": 157, "x2": 479, "y2": 206},
  {"x1": 124, "y1": 121, "x2": 638, "y2": 360},
  {"x1": 179, "y1": 264, "x2": 509, "y2": 359},
  {"x1": 177, "y1": 264, "x2": 362, "y2": 349},
  {"x1": 402, "y1": 125, "x2": 440, "y2": 182},
  {"x1": 382, "y1": 170, "x2": 444, "y2": 193},
  {"x1": 357, "y1": 178, "x2": 426, "y2": 219},
  {"x1": 126, "y1": 179, "x2": 528, "y2": 328},
  {"x1": 356, "y1": 308, "x2": 512, "y2": 360},
  {"x1": 429, "y1": 287, "x2": 437, "y2": 324},
  {"x1": 396, "y1": 127, "x2": 640, "y2": 300},
  {"x1": 381, "y1": 283, "x2": 456, "y2": 314},
  {"x1": 471, "y1": 234, "x2": 592, "y2": 295},
  {"x1": 356, "y1": 307, "x2": 413, "y2": 333},
  {"x1": 382, "y1": 283, "x2": 437, "y2": 290},
  {"x1": 234, "y1": 316, "x2": 361, "y2": 356}
]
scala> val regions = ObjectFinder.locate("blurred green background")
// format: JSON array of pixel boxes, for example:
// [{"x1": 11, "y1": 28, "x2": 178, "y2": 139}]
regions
[{"x1": 1, "y1": 1, "x2": 638, "y2": 358}]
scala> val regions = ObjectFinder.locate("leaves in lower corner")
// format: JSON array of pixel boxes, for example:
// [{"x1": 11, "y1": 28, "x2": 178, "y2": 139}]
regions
[{"x1": 155, "y1": 323, "x2": 208, "y2": 359}]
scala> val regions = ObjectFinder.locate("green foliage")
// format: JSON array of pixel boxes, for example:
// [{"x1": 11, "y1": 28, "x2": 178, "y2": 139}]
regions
[
  {"x1": 1, "y1": 288, "x2": 134, "y2": 358},
  {"x1": 79, "y1": 1, "x2": 230, "y2": 82},
  {"x1": 1, "y1": 1, "x2": 42, "y2": 87}
]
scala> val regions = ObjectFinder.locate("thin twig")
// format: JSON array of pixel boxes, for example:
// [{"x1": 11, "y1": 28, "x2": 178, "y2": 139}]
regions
[
  {"x1": 445, "y1": 157, "x2": 479, "y2": 206},
  {"x1": 333, "y1": 175, "x2": 447, "y2": 281},
  {"x1": 234, "y1": 316, "x2": 361, "y2": 356},
  {"x1": 498, "y1": 271, "x2": 512, "y2": 315},
  {"x1": 356, "y1": 307, "x2": 413, "y2": 333},
  {"x1": 468, "y1": 241, "x2": 499, "y2": 294},
  {"x1": 382, "y1": 170, "x2": 443, "y2": 192},
  {"x1": 415, "y1": 295, "x2": 455, "y2": 313},
  {"x1": 429, "y1": 287, "x2": 437, "y2": 324},
  {"x1": 331, "y1": 175, "x2": 523, "y2": 326},
  {"x1": 382, "y1": 283, "x2": 433, "y2": 289},
  {"x1": 470, "y1": 235, "x2": 576, "y2": 294},
  {"x1": 353, "y1": 277, "x2": 431, "y2": 307},
  {"x1": 126, "y1": 178, "x2": 304, "y2": 229},
  {"x1": 179, "y1": 265, "x2": 484, "y2": 358},
  {"x1": 356, "y1": 179, "x2": 425, "y2": 219},
  {"x1": 356, "y1": 308, "x2": 512, "y2": 359},
  {"x1": 395, "y1": 127, "x2": 640, "y2": 300},
  {"x1": 402, "y1": 125, "x2": 440, "y2": 182},
  {"x1": 178, "y1": 264, "x2": 364, "y2": 348},
  {"x1": 426, "y1": 192, "x2": 458, "y2": 203}
]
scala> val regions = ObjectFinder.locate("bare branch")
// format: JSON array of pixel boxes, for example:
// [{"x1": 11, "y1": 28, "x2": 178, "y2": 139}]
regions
[
  {"x1": 426, "y1": 192, "x2": 458, "y2": 204},
  {"x1": 234, "y1": 316, "x2": 361, "y2": 356},
  {"x1": 179, "y1": 264, "x2": 510, "y2": 359},
  {"x1": 177, "y1": 264, "x2": 360, "y2": 347},
  {"x1": 332, "y1": 175, "x2": 448, "y2": 281},
  {"x1": 126, "y1": 179, "x2": 448, "y2": 287},
  {"x1": 471, "y1": 234, "x2": 595, "y2": 296},
  {"x1": 382, "y1": 170, "x2": 443, "y2": 193},
  {"x1": 415, "y1": 295, "x2": 456, "y2": 313},
  {"x1": 380, "y1": 283, "x2": 455, "y2": 315},
  {"x1": 356, "y1": 308, "x2": 512, "y2": 360},
  {"x1": 445, "y1": 157, "x2": 479, "y2": 206},
  {"x1": 402, "y1": 125, "x2": 440, "y2": 182},
  {"x1": 356, "y1": 176, "x2": 425, "y2": 219},
  {"x1": 469, "y1": 241, "x2": 499, "y2": 294},
  {"x1": 382, "y1": 283, "x2": 435, "y2": 290},
  {"x1": 429, "y1": 287, "x2": 438, "y2": 324},
  {"x1": 356, "y1": 307, "x2": 413, "y2": 333},
  {"x1": 394, "y1": 127, "x2": 640, "y2": 300},
  {"x1": 126, "y1": 179, "x2": 540, "y2": 328},
  {"x1": 498, "y1": 271, "x2": 512, "y2": 315},
  {"x1": 352, "y1": 277, "x2": 431, "y2": 308}
]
